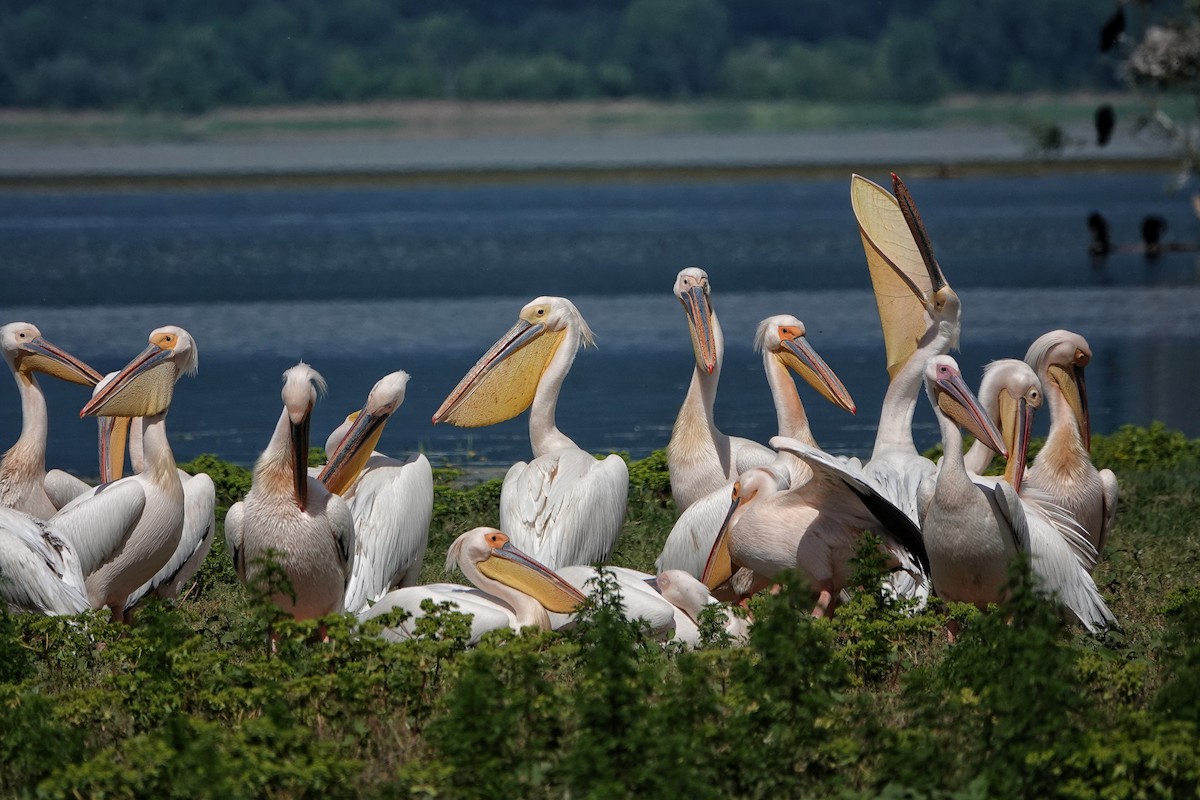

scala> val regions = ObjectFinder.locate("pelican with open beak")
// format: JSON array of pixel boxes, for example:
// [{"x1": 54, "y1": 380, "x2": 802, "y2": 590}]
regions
[
  {"x1": 433, "y1": 296, "x2": 628, "y2": 570},
  {"x1": 319, "y1": 370, "x2": 433, "y2": 614},
  {"x1": 225, "y1": 362, "x2": 355, "y2": 621},
  {"x1": 1, "y1": 322, "x2": 103, "y2": 519}
]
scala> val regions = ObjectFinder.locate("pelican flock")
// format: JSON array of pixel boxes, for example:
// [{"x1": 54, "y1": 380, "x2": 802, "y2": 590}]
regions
[{"x1": 0, "y1": 172, "x2": 1125, "y2": 648}]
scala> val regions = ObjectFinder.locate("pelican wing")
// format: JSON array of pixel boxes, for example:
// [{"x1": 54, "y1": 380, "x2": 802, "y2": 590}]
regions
[
  {"x1": 342, "y1": 454, "x2": 434, "y2": 615},
  {"x1": 359, "y1": 583, "x2": 519, "y2": 646},
  {"x1": 500, "y1": 451, "x2": 628, "y2": 569},
  {"x1": 1099, "y1": 468, "x2": 1118, "y2": 555},
  {"x1": 52, "y1": 480, "x2": 147, "y2": 577},
  {"x1": 44, "y1": 470, "x2": 92, "y2": 510},
  {"x1": 225, "y1": 501, "x2": 245, "y2": 579},
  {"x1": 323, "y1": 488, "x2": 357, "y2": 589},
  {"x1": 851, "y1": 174, "x2": 931, "y2": 379},
  {"x1": 994, "y1": 482, "x2": 1116, "y2": 633},
  {"x1": 0, "y1": 509, "x2": 90, "y2": 615},
  {"x1": 551, "y1": 565, "x2": 678, "y2": 639},
  {"x1": 125, "y1": 472, "x2": 216, "y2": 609}
]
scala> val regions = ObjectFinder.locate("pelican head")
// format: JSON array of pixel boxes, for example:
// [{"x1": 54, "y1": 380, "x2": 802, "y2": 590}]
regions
[
  {"x1": 277, "y1": 362, "x2": 326, "y2": 511},
  {"x1": 701, "y1": 465, "x2": 789, "y2": 591},
  {"x1": 432, "y1": 296, "x2": 592, "y2": 428},
  {"x1": 675, "y1": 267, "x2": 717, "y2": 374},
  {"x1": 755, "y1": 314, "x2": 856, "y2": 413},
  {"x1": 979, "y1": 359, "x2": 1043, "y2": 491},
  {"x1": 851, "y1": 174, "x2": 961, "y2": 378},
  {"x1": 1, "y1": 321, "x2": 101, "y2": 387},
  {"x1": 446, "y1": 527, "x2": 587, "y2": 613},
  {"x1": 319, "y1": 370, "x2": 411, "y2": 495},
  {"x1": 1025, "y1": 329, "x2": 1092, "y2": 450},
  {"x1": 924, "y1": 356, "x2": 1007, "y2": 458}
]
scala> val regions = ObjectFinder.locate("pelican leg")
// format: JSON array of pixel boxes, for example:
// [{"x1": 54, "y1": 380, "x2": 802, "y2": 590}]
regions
[{"x1": 812, "y1": 580, "x2": 836, "y2": 618}]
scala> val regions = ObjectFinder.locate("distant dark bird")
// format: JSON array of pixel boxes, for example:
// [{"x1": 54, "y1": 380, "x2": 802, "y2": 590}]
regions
[
  {"x1": 1095, "y1": 104, "x2": 1116, "y2": 146},
  {"x1": 1100, "y1": 6, "x2": 1126, "y2": 52},
  {"x1": 1142, "y1": 215, "x2": 1167, "y2": 258},
  {"x1": 1087, "y1": 212, "x2": 1111, "y2": 256}
]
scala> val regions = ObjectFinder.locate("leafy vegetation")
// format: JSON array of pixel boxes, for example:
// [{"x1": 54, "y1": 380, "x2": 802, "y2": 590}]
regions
[
  {"x1": 0, "y1": 0, "x2": 1125, "y2": 112},
  {"x1": 3, "y1": 423, "x2": 1199, "y2": 798}
]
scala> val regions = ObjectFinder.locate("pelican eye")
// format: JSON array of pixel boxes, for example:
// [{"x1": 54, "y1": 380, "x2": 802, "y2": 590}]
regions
[{"x1": 486, "y1": 532, "x2": 507, "y2": 547}]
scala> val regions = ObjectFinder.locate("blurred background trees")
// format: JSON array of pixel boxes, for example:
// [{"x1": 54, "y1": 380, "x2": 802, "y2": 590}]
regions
[{"x1": 0, "y1": 0, "x2": 1137, "y2": 111}]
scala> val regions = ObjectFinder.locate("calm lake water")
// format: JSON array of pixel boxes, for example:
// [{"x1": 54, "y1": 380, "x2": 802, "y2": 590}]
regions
[{"x1": 2, "y1": 171, "x2": 1199, "y2": 478}]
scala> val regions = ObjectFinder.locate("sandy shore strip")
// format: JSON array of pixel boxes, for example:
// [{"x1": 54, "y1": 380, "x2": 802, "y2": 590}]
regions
[{"x1": 0, "y1": 125, "x2": 1181, "y2": 189}]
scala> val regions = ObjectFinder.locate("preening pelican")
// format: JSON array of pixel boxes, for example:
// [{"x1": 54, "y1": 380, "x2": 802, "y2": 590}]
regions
[
  {"x1": 0, "y1": 322, "x2": 102, "y2": 518},
  {"x1": 917, "y1": 356, "x2": 1115, "y2": 633},
  {"x1": 1024, "y1": 330, "x2": 1117, "y2": 560},
  {"x1": 66, "y1": 326, "x2": 197, "y2": 621},
  {"x1": 121, "y1": 415, "x2": 217, "y2": 611},
  {"x1": 432, "y1": 296, "x2": 628, "y2": 570},
  {"x1": 656, "y1": 315, "x2": 856, "y2": 580},
  {"x1": 667, "y1": 268, "x2": 775, "y2": 512},
  {"x1": 318, "y1": 370, "x2": 434, "y2": 614},
  {"x1": 225, "y1": 363, "x2": 354, "y2": 621},
  {"x1": 784, "y1": 174, "x2": 961, "y2": 529},
  {"x1": 656, "y1": 568, "x2": 751, "y2": 647},
  {"x1": 359, "y1": 526, "x2": 586, "y2": 645}
]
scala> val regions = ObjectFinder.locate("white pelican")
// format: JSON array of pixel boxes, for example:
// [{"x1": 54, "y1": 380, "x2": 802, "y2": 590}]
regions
[
  {"x1": 120, "y1": 416, "x2": 217, "y2": 611},
  {"x1": 917, "y1": 356, "x2": 1115, "y2": 633},
  {"x1": 0, "y1": 322, "x2": 102, "y2": 518},
  {"x1": 317, "y1": 370, "x2": 434, "y2": 614},
  {"x1": 548, "y1": 564, "x2": 686, "y2": 640},
  {"x1": 656, "y1": 314, "x2": 857, "y2": 581},
  {"x1": 225, "y1": 363, "x2": 355, "y2": 621},
  {"x1": 667, "y1": 267, "x2": 775, "y2": 512},
  {"x1": 65, "y1": 325, "x2": 198, "y2": 621},
  {"x1": 655, "y1": 568, "x2": 750, "y2": 647},
  {"x1": 1024, "y1": 330, "x2": 1117, "y2": 560},
  {"x1": 781, "y1": 174, "x2": 961, "y2": 530},
  {"x1": 358, "y1": 526, "x2": 587, "y2": 645},
  {"x1": 432, "y1": 296, "x2": 628, "y2": 570}
]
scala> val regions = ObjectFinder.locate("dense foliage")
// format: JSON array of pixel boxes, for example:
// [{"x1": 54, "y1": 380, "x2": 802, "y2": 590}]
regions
[
  {"x1": 2, "y1": 422, "x2": 1199, "y2": 798},
  {"x1": 0, "y1": 0, "x2": 1140, "y2": 112}
]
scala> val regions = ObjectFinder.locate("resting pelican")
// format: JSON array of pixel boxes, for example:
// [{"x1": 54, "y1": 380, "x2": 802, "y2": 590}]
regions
[
  {"x1": 121, "y1": 415, "x2": 217, "y2": 611},
  {"x1": 225, "y1": 363, "x2": 355, "y2": 621},
  {"x1": 782, "y1": 174, "x2": 961, "y2": 529},
  {"x1": 917, "y1": 356, "x2": 1115, "y2": 634},
  {"x1": 667, "y1": 268, "x2": 775, "y2": 512},
  {"x1": 0, "y1": 322, "x2": 102, "y2": 518},
  {"x1": 358, "y1": 526, "x2": 587, "y2": 645},
  {"x1": 66, "y1": 326, "x2": 197, "y2": 621},
  {"x1": 318, "y1": 370, "x2": 434, "y2": 614},
  {"x1": 432, "y1": 296, "x2": 628, "y2": 570},
  {"x1": 1024, "y1": 330, "x2": 1117, "y2": 560},
  {"x1": 655, "y1": 568, "x2": 751, "y2": 647},
  {"x1": 656, "y1": 314, "x2": 856, "y2": 580}
]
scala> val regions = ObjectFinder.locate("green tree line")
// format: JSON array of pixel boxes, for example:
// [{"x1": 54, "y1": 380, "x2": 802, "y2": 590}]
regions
[{"x1": 0, "y1": 0, "x2": 1125, "y2": 112}]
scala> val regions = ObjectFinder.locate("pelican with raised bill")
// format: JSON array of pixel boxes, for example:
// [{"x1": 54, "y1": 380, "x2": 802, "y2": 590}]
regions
[
  {"x1": 0, "y1": 322, "x2": 103, "y2": 519},
  {"x1": 667, "y1": 267, "x2": 775, "y2": 513},
  {"x1": 62, "y1": 326, "x2": 197, "y2": 621},
  {"x1": 358, "y1": 526, "x2": 587, "y2": 645},
  {"x1": 656, "y1": 314, "x2": 857, "y2": 583},
  {"x1": 225, "y1": 363, "x2": 355, "y2": 622},
  {"x1": 783, "y1": 174, "x2": 962, "y2": 530},
  {"x1": 432, "y1": 296, "x2": 628, "y2": 570},
  {"x1": 916, "y1": 356, "x2": 1116, "y2": 635},
  {"x1": 318, "y1": 370, "x2": 434, "y2": 615}
]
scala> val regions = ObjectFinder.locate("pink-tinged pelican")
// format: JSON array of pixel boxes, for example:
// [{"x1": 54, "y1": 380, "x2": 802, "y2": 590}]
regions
[
  {"x1": 667, "y1": 268, "x2": 775, "y2": 512},
  {"x1": 1024, "y1": 330, "x2": 1117, "y2": 561},
  {"x1": 358, "y1": 527, "x2": 587, "y2": 645},
  {"x1": 432, "y1": 296, "x2": 628, "y2": 570},
  {"x1": 318, "y1": 370, "x2": 434, "y2": 614},
  {"x1": 225, "y1": 363, "x2": 355, "y2": 621},
  {"x1": 0, "y1": 322, "x2": 102, "y2": 518},
  {"x1": 66, "y1": 326, "x2": 198, "y2": 621},
  {"x1": 656, "y1": 315, "x2": 857, "y2": 581},
  {"x1": 120, "y1": 415, "x2": 217, "y2": 611},
  {"x1": 917, "y1": 356, "x2": 1115, "y2": 633},
  {"x1": 782, "y1": 174, "x2": 961, "y2": 530}
]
